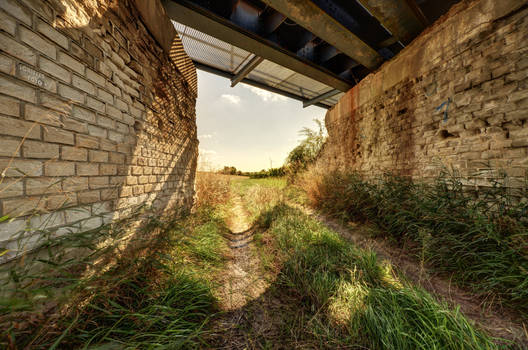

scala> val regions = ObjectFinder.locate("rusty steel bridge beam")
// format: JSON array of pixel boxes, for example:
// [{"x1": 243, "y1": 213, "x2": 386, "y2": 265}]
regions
[
  {"x1": 356, "y1": 0, "x2": 425, "y2": 45},
  {"x1": 260, "y1": 0, "x2": 383, "y2": 71},
  {"x1": 163, "y1": 0, "x2": 353, "y2": 92}
]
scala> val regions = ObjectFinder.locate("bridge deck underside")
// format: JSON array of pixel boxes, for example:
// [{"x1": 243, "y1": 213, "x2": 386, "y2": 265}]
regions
[
  {"x1": 167, "y1": 0, "x2": 460, "y2": 109},
  {"x1": 174, "y1": 22, "x2": 344, "y2": 109}
]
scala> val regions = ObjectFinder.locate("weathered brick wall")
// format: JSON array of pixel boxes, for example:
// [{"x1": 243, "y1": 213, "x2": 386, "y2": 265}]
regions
[
  {"x1": 0, "y1": 0, "x2": 198, "y2": 259},
  {"x1": 318, "y1": 0, "x2": 528, "y2": 189}
]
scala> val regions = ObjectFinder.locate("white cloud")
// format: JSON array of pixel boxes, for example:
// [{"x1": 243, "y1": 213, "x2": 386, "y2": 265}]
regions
[
  {"x1": 199, "y1": 148, "x2": 217, "y2": 155},
  {"x1": 199, "y1": 134, "x2": 213, "y2": 139},
  {"x1": 242, "y1": 85, "x2": 287, "y2": 102},
  {"x1": 221, "y1": 94, "x2": 241, "y2": 105},
  {"x1": 198, "y1": 149, "x2": 220, "y2": 171}
]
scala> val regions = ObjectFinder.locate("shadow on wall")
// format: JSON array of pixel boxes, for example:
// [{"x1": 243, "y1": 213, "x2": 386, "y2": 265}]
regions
[{"x1": 0, "y1": 0, "x2": 198, "y2": 274}]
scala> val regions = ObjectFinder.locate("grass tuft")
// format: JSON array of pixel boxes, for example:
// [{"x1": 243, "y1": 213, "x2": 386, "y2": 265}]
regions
[{"x1": 303, "y1": 169, "x2": 528, "y2": 314}]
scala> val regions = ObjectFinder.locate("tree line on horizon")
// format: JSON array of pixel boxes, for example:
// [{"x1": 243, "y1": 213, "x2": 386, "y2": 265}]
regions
[{"x1": 216, "y1": 119, "x2": 326, "y2": 179}]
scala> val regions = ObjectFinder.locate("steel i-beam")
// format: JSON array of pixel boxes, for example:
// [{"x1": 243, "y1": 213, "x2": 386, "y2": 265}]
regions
[
  {"x1": 260, "y1": 0, "x2": 383, "y2": 70},
  {"x1": 303, "y1": 89, "x2": 341, "y2": 108},
  {"x1": 231, "y1": 55, "x2": 264, "y2": 87},
  {"x1": 162, "y1": 0, "x2": 353, "y2": 92}
]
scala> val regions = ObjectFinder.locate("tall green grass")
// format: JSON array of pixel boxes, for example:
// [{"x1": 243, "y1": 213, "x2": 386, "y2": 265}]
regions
[
  {"x1": 307, "y1": 170, "x2": 528, "y2": 314},
  {"x1": 256, "y1": 203, "x2": 507, "y2": 349},
  {"x1": 0, "y1": 206, "x2": 229, "y2": 349}
]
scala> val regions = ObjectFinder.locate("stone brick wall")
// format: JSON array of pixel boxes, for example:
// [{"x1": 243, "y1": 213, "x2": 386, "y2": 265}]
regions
[
  {"x1": 0, "y1": 0, "x2": 198, "y2": 259},
  {"x1": 318, "y1": 0, "x2": 528, "y2": 189}
]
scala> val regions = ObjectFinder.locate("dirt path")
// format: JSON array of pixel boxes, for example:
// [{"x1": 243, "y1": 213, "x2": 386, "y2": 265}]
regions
[
  {"x1": 294, "y1": 204, "x2": 528, "y2": 346},
  {"x1": 218, "y1": 194, "x2": 267, "y2": 310},
  {"x1": 209, "y1": 193, "x2": 272, "y2": 349}
]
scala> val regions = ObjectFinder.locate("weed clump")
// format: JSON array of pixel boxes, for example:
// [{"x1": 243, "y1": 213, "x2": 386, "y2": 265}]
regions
[
  {"x1": 304, "y1": 170, "x2": 528, "y2": 313},
  {"x1": 256, "y1": 204, "x2": 502, "y2": 349}
]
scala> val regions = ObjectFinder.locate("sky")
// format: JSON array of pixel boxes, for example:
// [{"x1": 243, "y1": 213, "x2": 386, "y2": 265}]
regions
[{"x1": 195, "y1": 70, "x2": 326, "y2": 172}]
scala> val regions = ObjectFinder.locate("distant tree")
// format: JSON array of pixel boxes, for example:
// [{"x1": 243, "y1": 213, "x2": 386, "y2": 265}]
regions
[
  {"x1": 285, "y1": 119, "x2": 326, "y2": 175},
  {"x1": 220, "y1": 166, "x2": 238, "y2": 175}
]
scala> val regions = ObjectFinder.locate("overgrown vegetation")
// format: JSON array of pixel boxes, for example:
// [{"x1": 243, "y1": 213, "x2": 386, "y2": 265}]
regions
[
  {"x1": 2, "y1": 163, "x2": 526, "y2": 348},
  {"x1": 195, "y1": 171, "x2": 232, "y2": 207},
  {"x1": 284, "y1": 119, "x2": 326, "y2": 177},
  {"x1": 1, "y1": 173, "x2": 232, "y2": 349},
  {"x1": 304, "y1": 170, "x2": 528, "y2": 314},
  {"x1": 232, "y1": 178, "x2": 506, "y2": 349}
]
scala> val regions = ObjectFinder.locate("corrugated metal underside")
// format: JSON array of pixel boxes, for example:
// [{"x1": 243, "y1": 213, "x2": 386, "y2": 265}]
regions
[{"x1": 174, "y1": 22, "x2": 344, "y2": 108}]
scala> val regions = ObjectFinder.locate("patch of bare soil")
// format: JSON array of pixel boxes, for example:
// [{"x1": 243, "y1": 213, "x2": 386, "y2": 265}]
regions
[
  {"x1": 294, "y1": 204, "x2": 528, "y2": 347},
  {"x1": 208, "y1": 194, "x2": 276, "y2": 349}
]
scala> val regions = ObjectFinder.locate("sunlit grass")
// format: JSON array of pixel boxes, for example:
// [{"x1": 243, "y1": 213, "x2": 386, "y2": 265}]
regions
[
  {"x1": 303, "y1": 170, "x2": 528, "y2": 314},
  {"x1": 252, "y1": 203, "x2": 506, "y2": 349}
]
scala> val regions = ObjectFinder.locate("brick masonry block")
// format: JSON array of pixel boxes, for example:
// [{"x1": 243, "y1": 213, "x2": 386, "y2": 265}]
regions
[
  {"x1": 76, "y1": 135, "x2": 99, "y2": 149},
  {"x1": 61, "y1": 146, "x2": 88, "y2": 161},
  {"x1": 26, "y1": 177, "x2": 62, "y2": 195},
  {"x1": 46, "y1": 193, "x2": 77, "y2": 211},
  {"x1": 58, "y1": 51, "x2": 84, "y2": 75},
  {"x1": 101, "y1": 188, "x2": 118, "y2": 200},
  {"x1": 109, "y1": 152, "x2": 126, "y2": 164},
  {"x1": 89, "y1": 176, "x2": 109, "y2": 189},
  {"x1": 88, "y1": 125, "x2": 107, "y2": 138},
  {"x1": 0, "y1": 94, "x2": 20, "y2": 117},
  {"x1": 89, "y1": 150, "x2": 109, "y2": 163},
  {"x1": 0, "y1": 9, "x2": 16, "y2": 36},
  {"x1": 0, "y1": 0, "x2": 32, "y2": 25},
  {"x1": 2, "y1": 196, "x2": 45, "y2": 218},
  {"x1": 86, "y1": 96, "x2": 105, "y2": 113},
  {"x1": 100, "y1": 163, "x2": 117, "y2": 175},
  {"x1": 97, "y1": 88, "x2": 113, "y2": 104},
  {"x1": 40, "y1": 57, "x2": 71, "y2": 83},
  {"x1": 0, "y1": 53, "x2": 15, "y2": 76},
  {"x1": 25, "y1": 104, "x2": 62, "y2": 127},
  {"x1": 44, "y1": 161, "x2": 75, "y2": 176},
  {"x1": 70, "y1": 43, "x2": 94, "y2": 68},
  {"x1": 100, "y1": 139, "x2": 117, "y2": 152},
  {"x1": 77, "y1": 163, "x2": 99, "y2": 176},
  {"x1": 62, "y1": 118, "x2": 87, "y2": 133},
  {"x1": 0, "y1": 178, "x2": 24, "y2": 199},
  {"x1": 0, "y1": 138, "x2": 21, "y2": 157},
  {"x1": 78, "y1": 190, "x2": 100, "y2": 204},
  {"x1": 0, "y1": 159, "x2": 43, "y2": 177},
  {"x1": 86, "y1": 68, "x2": 106, "y2": 87},
  {"x1": 0, "y1": 75, "x2": 36, "y2": 103},
  {"x1": 43, "y1": 126, "x2": 75, "y2": 145},
  {"x1": 40, "y1": 92, "x2": 72, "y2": 114},
  {"x1": 72, "y1": 105, "x2": 96, "y2": 123},
  {"x1": 20, "y1": 26, "x2": 56, "y2": 60},
  {"x1": 62, "y1": 176, "x2": 89, "y2": 192},
  {"x1": 0, "y1": 115, "x2": 40, "y2": 139},
  {"x1": 36, "y1": 18, "x2": 69, "y2": 49},
  {"x1": 72, "y1": 74, "x2": 95, "y2": 95},
  {"x1": 23, "y1": 140, "x2": 60, "y2": 159},
  {"x1": 58, "y1": 83, "x2": 84, "y2": 104}
]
